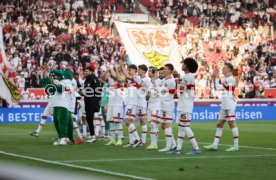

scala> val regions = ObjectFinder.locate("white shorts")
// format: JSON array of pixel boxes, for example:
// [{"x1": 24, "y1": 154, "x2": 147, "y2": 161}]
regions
[
  {"x1": 79, "y1": 100, "x2": 86, "y2": 117},
  {"x1": 125, "y1": 105, "x2": 137, "y2": 120},
  {"x1": 219, "y1": 109, "x2": 236, "y2": 121},
  {"x1": 147, "y1": 108, "x2": 161, "y2": 122},
  {"x1": 43, "y1": 104, "x2": 53, "y2": 117},
  {"x1": 136, "y1": 106, "x2": 147, "y2": 119},
  {"x1": 107, "y1": 106, "x2": 124, "y2": 122},
  {"x1": 176, "y1": 111, "x2": 192, "y2": 126},
  {"x1": 159, "y1": 110, "x2": 173, "y2": 124}
]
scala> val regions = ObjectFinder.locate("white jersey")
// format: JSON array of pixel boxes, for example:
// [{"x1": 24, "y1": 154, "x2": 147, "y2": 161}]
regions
[
  {"x1": 177, "y1": 73, "x2": 195, "y2": 113},
  {"x1": 138, "y1": 76, "x2": 151, "y2": 108},
  {"x1": 148, "y1": 78, "x2": 162, "y2": 107},
  {"x1": 70, "y1": 79, "x2": 78, "y2": 113},
  {"x1": 108, "y1": 77, "x2": 124, "y2": 107},
  {"x1": 51, "y1": 79, "x2": 73, "y2": 111},
  {"x1": 160, "y1": 77, "x2": 176, "y2": 112},
  {"x1": 125, "y1": 75, "x2": 141, "y2": 106},
  {"x1": 215, "y1": 76, "x2": 236, "y2": 110}
]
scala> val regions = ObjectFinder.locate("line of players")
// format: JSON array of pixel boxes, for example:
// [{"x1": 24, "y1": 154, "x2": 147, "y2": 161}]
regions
[{"x1": 30, "y1": 58, "x2": 239, "y2": 153}]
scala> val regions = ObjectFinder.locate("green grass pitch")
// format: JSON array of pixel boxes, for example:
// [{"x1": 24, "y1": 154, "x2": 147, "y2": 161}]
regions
[{"x1": 0, "y1": 121, "x2": 276, "y2": 180}]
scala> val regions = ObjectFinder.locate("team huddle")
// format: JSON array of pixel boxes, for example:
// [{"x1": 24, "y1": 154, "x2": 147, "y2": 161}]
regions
[{"x1": 29, "y1": 58, "x2": 239, "y2": 154}]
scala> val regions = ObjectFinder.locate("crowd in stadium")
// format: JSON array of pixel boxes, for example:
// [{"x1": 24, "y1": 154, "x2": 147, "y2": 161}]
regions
[{"x1": 0, "y1": 0, "x2": 275, "y2": 100}]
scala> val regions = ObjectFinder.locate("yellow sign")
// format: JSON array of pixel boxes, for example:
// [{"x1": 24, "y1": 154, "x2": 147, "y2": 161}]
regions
[{"x1": 2, "y1": 76, "x2": 21, "y2": 102}]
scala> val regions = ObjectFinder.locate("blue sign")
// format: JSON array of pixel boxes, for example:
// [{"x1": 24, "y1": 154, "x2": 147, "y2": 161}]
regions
[
  {"x1": 0, "y1": 108, "x2": 53, "y2": 124},
  {"x1": 0, "y1": 106, "x2": 275, "y2": 124}
]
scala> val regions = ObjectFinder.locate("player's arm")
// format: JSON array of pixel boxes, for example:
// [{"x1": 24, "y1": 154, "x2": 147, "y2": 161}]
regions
[
  {"x1": 100, "y1": 69, "x2": 109, "y2": 82},
  {"x1": 213, "y1": 70, "x2": 223, "y2": 91},
  {"x1": 115, "y1": 65, "x2": 126, "y2": 82}
]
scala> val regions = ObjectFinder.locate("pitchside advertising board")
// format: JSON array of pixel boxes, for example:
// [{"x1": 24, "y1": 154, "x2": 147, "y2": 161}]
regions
[{"x1": 0, "y1": 100, "x2": 276, "y2": 124}]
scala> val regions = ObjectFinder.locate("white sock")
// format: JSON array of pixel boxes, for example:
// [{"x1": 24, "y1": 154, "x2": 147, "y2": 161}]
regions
[
  {"x1": 184, "y1": 127, "x2": 199, "y2": 150},
  {"x1": 171, "y1": 128, "x2": 176, "y2": 148},
  {"x1": 232, "y1": 127, "x2": 239, "y2": 148},
  {"x1": 129, "y1": 123, "x2": 140, "y2": 141},
  {"x1": 165, "y1": 127, "x2": 172, "y2": 148},
  {"x1": 94, "y1": 120, "x2": 101, "y2": 136},
  {"x1": 128, "y1": 126, "x2": 134, "y2": 144},
  {"x1": 116, "y1": 123, "x2": 123, "y2": 141},
  {"x1": 109, "y1": 123, "x2": 116, "y2": 142},
  {"x1": 36, "y1": 118, "x2": 46, "y2": 133},
  {"x1": 177, "y1": 125, "x2": 185, "y2": 150},
  {"x1": 101, "y1": 120, "x2": 105, "y2": 136},
  {"x1": 141, "y1": 125, "x2": 147, "y2": 144},
  {"x1": 82, "y1": 124, "x2": 87, "y2": 136},
  {"x1": 150, "y1": 122, "x2": 157, "y2": 146},
  {"x1": 73, "y1": 121, "x2": 82, "y2": 138},
  {"x1": 213, "y1": 128, "x2": 223, "y2": 147}
]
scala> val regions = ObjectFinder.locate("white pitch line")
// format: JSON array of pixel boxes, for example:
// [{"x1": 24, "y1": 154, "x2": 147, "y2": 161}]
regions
[
  {"x1": 197, "y1": 142, "x2": 276, "y2": 151},
  {"x1": 59, "y1": 154, "x2": 276, "y2": 163},
  {"x1": 0, "y1": 151, "x2": 154, "y2": 180}
]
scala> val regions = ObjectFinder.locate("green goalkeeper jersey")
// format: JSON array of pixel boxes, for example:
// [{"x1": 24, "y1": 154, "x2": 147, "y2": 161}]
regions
[{"x1": 101, "y1": 82, "x2": 109, "y2": 107}]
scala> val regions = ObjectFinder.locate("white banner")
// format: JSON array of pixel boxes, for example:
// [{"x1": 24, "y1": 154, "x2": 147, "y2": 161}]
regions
[
  {"x1": 115, "y1": 21, "x2": 182, "y2": 73},
  {"x1": 0, "y1": 26, "x2": 21, "y2": 105}
]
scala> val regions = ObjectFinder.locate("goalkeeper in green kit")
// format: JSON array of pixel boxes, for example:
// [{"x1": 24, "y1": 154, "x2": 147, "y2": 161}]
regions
[{"x1": 100, "y1": 77, "x2": 110, "y2": 140}]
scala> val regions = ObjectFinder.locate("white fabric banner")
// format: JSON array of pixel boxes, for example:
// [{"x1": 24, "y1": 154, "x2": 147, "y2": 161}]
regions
[
  {"x1": 115, "y1": 21, "x2": 182, "y2": 73},
  {"x1": 0, "y1": 26, "x2": 21, "y2": 105}
]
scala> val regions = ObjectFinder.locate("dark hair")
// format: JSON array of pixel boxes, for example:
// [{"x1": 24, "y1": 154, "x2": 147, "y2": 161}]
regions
[
  {"x1": 183, "y1": 57, "x2": 198, "y2": 73},
  {"x1": 138, "y1": 64, "x2": 148, "y2": 73},
  {"x1": 74, "y1": 73, "x2": 79, "y2": 76},
  {"x1": 85, "y1": 67, "x2": 94, "y2": 72},
  {"x1": 158, "y1": 67, "x2": 164, "y2": 71},
  {"x1": 225, "y1": 62, "x2": 234, "y2": 72},
  {"x1": 164, "y1": 63, "x2": 174, "y2": 71},
  {"x1": 128, "y1": 64, "x2": 137, "y2": 72}
]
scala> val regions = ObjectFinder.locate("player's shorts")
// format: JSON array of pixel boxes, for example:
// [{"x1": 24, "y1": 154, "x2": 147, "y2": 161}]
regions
[
  {"x1": 79, "y1": 100, "x2": 86, "y2": 117},
  {"x1": 219, "y1": 109, "x2": 236, "y2": 121},
  {"x1": 43, "y1": 104, "x2": 53, "y2": 117},
  {"x1": 147, "y1": 108, "x2": 161, "y2": 122},
  {"x1": 125, "y1": 105, "x2": 137, "y2": 120},
  {"x1": 159, "y1": 110, "x2": 173, "y2": 124},
  {"x1": 176, "y1": 111, "x2": 192, "y2": 126},
  {"x1": 107, "y1": 106, "x2": 124, "y2": 122},
  {"x1": 136, "y1": 106, "x2": 147, "y2": 119}
]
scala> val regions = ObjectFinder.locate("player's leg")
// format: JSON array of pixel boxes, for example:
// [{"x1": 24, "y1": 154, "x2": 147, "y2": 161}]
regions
[
  {"x1": 114, "y1": 106, "x2": 124, "y2": 145},
  {"x1": 138, "y1": 107, "x2": 147, "y2": 146},
  {"x1": 98, "y1": 109, "x2": 105, "y2": 137},
  {"x1": 204, "y1": 109, "x2": 226, "y2": 150},
  {"x1": 106, "y1": 106, "x2": 115, "y2": 145},
  {"x1": 147, "y1": 108, "x2": 160, "y2": 150},
  {"x1": 29, "y1": 105, "x2": 53, "y2": 137},
  {"x1": 79, "y1": 100, "x2": 88, "y2": 137},
  {"x1": 85, "y1": 108, "x2": 96, "y2": 143},
  {"x1": 93, "y1": 112, "x2": 101, "y2": 137},
  {"x1": 81, "y1": 115, "x2": 88, "y2": 137},
  {"x1": 124, "y1": 105, "x2": 140, "y2": 147},
  {"x1": 226, "y1": 110, "x2": 239, "y2": 151},
  {"x1": 180, "y1": 113, "x2": 200, "y2": 155},
  {"x1": 159, "y1": 111, "x2": 175, "y2": 152},
  {"x1": 71, "y1": 112, "x2": 84, "y2": 144},
  {"x1": 103, "y1": 105, "x2": 110, "y2": 139},
  {"x1": 172, "y1": 111, "x2": 186, "y2": 154}
]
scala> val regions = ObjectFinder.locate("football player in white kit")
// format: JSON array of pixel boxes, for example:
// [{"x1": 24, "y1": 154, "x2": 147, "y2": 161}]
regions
[
  {"x1": 120, "y1": 63, "x2": 143, "y2": 147},
  {"x1": 169, "y1": 58, "x2": 201, "y2": 155},
  {"x1": 101, "y1": 65, "x2": 124, "y2": 146},
  {"x1": 146, "y1": 67, "x2": 162, "y2": 150},
  {"x1": 137, "y1": 64, "x2": 151, "y2": 146},
  {"x1": 204, "y1": 62, "x2": 239, "y2": 151},
  {"x1": 158, "y1": 64, "x2": 177, "y2": 152}
]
